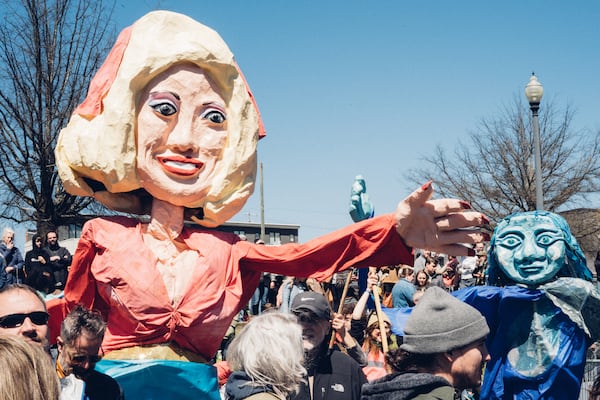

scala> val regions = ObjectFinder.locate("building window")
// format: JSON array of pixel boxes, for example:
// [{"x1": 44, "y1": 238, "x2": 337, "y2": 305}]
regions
[
  {"x1": 269, "y1": 232, "x2": 281, "y2": 246},
  {"x1": 68, "y1": 224, "x2": 82, "y2": 239},
  {"x1": 234, "y1": 230, "x2": 247, "y2": 241}
]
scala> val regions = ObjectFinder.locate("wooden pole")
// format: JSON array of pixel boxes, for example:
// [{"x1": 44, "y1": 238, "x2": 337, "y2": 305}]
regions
[
  {"x1": 370, "y1": 267, "x2": 388, "y2": 353},
  {"x1": 328, "y1": 269, "x2": 354, "y2": 350}
]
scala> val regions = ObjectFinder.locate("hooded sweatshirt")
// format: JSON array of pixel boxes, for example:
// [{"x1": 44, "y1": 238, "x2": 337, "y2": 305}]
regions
[
  {"x1": 361, "y1": 372, "x2": 457, "y2": 400},
  {"x1": 24, "y1": 234, "x2": 52, "y2": 292}
]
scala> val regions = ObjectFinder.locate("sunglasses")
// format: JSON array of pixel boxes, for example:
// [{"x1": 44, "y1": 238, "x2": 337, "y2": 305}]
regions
[
  {"x1": 293, "y1": 312, "x2": 321, "y2": 324},
  {"x1": 0, "y1": 311, "x2": 49, "y2": 328},
  {"x1": 71, "y1": 354, "x2": 103, "y2": 364}
]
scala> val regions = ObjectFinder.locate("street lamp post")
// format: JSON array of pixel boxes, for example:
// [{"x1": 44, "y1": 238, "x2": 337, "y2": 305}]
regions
[{"x1": 525, "y1": 73, "x2": 544, "y2": 210}]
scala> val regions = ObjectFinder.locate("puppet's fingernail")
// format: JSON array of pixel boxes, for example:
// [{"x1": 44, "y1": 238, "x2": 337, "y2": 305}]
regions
[
  {"x1": 421, "y1": 180, "x2": 433, "y2": 191},
  {"x1": 481, "y1": 214, "x2": 490, "y2": 224},
  {"x1": 459, "y1": 201, "x2": 472, "y2": 210}
]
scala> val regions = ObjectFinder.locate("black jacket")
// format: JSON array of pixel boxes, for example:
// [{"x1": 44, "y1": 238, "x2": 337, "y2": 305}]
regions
[
  {"x1": 290, "y1": 344, "x2": 367, "y2": 400},
  {"x1": 24, "y1": 234, "x2": 52, "y2": 292},
  {"x1": 84, "y1": 369, "x2": 124, "y2": 400}
]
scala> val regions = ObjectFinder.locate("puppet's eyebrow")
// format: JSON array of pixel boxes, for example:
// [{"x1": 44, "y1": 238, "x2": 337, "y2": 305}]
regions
[{"x1": 149, "y1": 91, "x2": 180, "y2": 101}]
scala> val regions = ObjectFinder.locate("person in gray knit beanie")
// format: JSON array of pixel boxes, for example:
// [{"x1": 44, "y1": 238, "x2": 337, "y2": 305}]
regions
[
  {"x1": 402, "y1": 286, "x2": 489, "y2": 354},
  {"x1": 361, "y1": 287, "x2": 490, "y2": 400}
]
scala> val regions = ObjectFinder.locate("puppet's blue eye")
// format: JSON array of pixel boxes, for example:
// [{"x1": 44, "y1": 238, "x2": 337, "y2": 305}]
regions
[
  {"x1": 150, "y1": 101, "x2": 177, "y2": 116},
  {"x1": 201, "y1": 109, "x2": 226, "y2": 124}
]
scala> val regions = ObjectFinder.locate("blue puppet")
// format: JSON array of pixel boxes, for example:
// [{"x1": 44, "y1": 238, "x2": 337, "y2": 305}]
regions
[{"x1": 455, "y1": 211, "x2": 600, "y2": 400}]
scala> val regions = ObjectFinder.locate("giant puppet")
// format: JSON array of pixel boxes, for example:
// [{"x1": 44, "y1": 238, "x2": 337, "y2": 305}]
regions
[
  {"x1": 455, "y1": 211, "x2": 600, "y2": 399},
  {"x1": 48, "y1": 10, "x2": 487, "y2": 397}
]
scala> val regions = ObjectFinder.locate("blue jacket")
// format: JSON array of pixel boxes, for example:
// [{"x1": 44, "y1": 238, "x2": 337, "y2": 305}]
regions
[{"x1": 0, "y1": 243, "x2": 24, "y2": 284}]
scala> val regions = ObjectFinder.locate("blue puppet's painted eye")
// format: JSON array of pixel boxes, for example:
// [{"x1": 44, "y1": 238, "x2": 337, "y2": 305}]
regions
[
  {"x1": 497, "y1": 233, "x2": 522, "y2": 249},
  {"x1": 536, "y1": 231, "x2": 563, "y2": 247}
]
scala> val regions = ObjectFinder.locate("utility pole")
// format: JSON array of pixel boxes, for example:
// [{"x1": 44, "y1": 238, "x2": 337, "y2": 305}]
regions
[{"x1": 259, "y1": 162, "x2": 266, "y2": 242}]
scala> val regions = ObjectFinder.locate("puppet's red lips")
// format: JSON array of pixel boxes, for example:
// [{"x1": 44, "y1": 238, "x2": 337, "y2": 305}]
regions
[{"x1": 157, "y1": 156, "x2": 204, "y2": 176}]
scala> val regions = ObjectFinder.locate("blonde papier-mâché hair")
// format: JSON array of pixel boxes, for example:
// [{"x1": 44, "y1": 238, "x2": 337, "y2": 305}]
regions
[{"x1": 55, "y1": 10, "x2": 265, "y2": 227}]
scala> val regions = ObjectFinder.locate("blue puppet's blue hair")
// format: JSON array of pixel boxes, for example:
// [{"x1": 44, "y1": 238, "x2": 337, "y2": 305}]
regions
[{"x1": 487, "y1": 210, "x2": 592, "y2": 286}]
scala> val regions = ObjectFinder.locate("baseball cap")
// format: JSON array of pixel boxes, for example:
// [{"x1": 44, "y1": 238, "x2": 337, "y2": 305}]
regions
[{"x1": 290, "y1": 291, "x2": 331, "y2": 320}]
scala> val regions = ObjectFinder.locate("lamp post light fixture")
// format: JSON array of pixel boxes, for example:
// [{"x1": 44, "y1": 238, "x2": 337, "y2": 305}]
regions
[{"x1": 525, "y1": 73, "x2": 544, "y2": 210}]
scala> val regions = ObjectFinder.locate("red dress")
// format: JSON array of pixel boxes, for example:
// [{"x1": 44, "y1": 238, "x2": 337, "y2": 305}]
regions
[{"x1": 48, "y1": 214, "x2": 411, "y2": 361}]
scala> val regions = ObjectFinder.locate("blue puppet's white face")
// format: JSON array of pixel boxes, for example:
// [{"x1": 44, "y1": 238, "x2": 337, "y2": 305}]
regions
[{"x1": 494, "y1": 214, "x2": 566, "y2": 285}]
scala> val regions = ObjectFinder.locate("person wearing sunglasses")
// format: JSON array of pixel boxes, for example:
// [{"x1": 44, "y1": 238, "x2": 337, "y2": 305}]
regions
[
  {"x1": 0, "y1": 283, "x2": 49, "y2": 352},
  {"x1": 56, "y1": 305, "x2": 123, "y2": 400}
]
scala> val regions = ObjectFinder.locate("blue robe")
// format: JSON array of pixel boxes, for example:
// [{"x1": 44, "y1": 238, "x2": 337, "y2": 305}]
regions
[{"x1": 455, "y1": 279, "x2": 599, "y2": 400}]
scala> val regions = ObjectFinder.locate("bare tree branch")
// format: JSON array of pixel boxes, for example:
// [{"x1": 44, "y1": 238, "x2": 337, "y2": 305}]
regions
[
  {"x1": 0, "y1": 0, "x2": 116, "y2": 233},
  {"x1": 407, "y1": 98, "x2": 600, "y2": 225}
]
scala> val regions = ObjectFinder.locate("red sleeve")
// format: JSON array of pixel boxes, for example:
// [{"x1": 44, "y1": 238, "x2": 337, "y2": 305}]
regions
[
  {"x1": 63, "y1": 222, "x2": 101, "y2": 310},
  {"x1": 46, "y1": 298, "x2": 67, "y2": 344},
  {"x1": 240, "y1": 213, "x2": 412, "y2": 281},
  {"x1": 47, "y1": 221, "x2": 105, "y2": 344}
]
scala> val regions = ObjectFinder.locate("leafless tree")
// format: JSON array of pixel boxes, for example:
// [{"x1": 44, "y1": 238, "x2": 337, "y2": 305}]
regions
[
  {"x1": 0, "y1": 0, "x2": 115, "y2": 234},
  {"x1": 407, "y1": 99, "x2": 600, "y2": 223}
]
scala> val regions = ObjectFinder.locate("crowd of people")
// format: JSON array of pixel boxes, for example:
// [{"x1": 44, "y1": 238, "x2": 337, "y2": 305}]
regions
[
  {"x1": 215, "y1": 251, "x2": 493, "y2": 400},
  {"x1": 0, "y1": 228, "x2": 72, "y2": 295},
  {"x1": 0, "y1": 230, "x2": 496, "y2": 400},
  {"x1": 213, "y1": 263, "x2": 503, "y2": 400},
  {"x1": 1, "y1": 232, "x2": 598, "y2": 399},
  {"x1": 383, "y1": 244, "x2": 490, "y2": 309},
  {"x1": 0, "y1": 234, "x2": 496, "y2": 400}
]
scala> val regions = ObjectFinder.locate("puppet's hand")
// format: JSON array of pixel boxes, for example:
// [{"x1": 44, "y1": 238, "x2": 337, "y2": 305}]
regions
[{"x1": 395, "y1": 181, "x2": 489, "y2": 256}]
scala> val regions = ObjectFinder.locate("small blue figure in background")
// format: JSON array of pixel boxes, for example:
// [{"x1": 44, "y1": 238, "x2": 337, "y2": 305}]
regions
[
  {"x1": 456, "y1": 210, "x2": 600, "y2": 400},
  {"x1": 349, "y1": 175, "x2": 376, "y2": 298},
  {"x1": 349, "y1": 175, "x2": 374, "y2": 223}
]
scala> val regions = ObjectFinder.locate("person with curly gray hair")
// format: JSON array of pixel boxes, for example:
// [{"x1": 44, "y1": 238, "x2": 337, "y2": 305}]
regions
[{"x1": 225, "y1": 312, "x2": 305, "y2": 400}]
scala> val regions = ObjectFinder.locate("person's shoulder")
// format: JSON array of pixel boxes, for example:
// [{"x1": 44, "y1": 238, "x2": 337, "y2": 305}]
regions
[
  {"x1": 411, "y1": 385, "x2": 455, "y2": 400},
  {"x1": 245, "y1": 392, "x2": 279, "y2": 400},
  {"x1": 327, "y1": 348, "x2": 363, "y2": 369}
]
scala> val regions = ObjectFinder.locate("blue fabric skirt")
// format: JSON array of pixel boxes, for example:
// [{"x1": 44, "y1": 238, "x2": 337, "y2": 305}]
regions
[{"x1": 95, "y1": 359, "x2": 219, "y2": 399}]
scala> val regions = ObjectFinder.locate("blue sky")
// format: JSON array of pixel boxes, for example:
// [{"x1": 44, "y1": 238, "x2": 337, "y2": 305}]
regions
[
  {"x1": 14, "y1": 1, "x2": 600, "y2": 248},
  {"x1": 115, "y1": 1, "x2": 600, "y2": 242}
]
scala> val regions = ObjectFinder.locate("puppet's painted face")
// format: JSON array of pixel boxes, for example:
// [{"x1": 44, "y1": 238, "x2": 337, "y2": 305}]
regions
[
  {"x1": 136, "y1": 63, "x2": 228, "y2": 207},
  {"x1": 494, "y1": 214, "x2": 566, "y2": 285}
]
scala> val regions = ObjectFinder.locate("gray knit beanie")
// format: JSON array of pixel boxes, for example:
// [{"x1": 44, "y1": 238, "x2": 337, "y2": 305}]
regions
[{"x1": 401, "y1": 286, "x2": 489, "y2": 354}]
